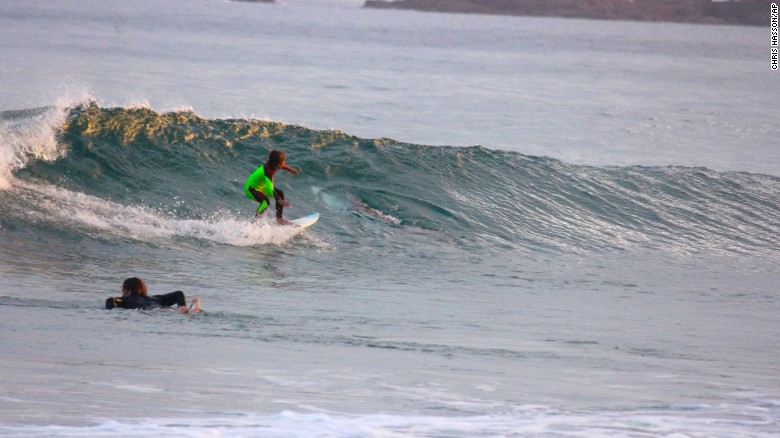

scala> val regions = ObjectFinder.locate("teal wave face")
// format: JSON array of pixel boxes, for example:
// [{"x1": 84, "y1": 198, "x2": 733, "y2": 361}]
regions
[{"x1": 6, "y1": 103, "x2": 780, "y2": 256}]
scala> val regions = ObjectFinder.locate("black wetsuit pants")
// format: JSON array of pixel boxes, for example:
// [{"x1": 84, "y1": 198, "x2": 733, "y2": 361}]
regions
[
  {"x1": 248, "y1": 187, "x2": 285, "y2": 219},
  {"x1": 152, "y1": 291, "x2": 187, "y2": 308}
]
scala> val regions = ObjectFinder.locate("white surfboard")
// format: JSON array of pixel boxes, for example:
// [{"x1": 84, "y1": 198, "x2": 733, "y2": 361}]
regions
[{"x1": 289, "y1": 212, "x2": 319, "y2": 229}]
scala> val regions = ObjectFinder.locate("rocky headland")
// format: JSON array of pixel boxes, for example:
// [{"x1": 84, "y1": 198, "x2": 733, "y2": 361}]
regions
[{"x1": 364, "y1": 0, "x2": 770, "y2": 26}]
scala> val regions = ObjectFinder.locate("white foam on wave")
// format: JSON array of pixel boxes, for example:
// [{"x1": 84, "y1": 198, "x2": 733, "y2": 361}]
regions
[
  {"x1": 12, "y1": 179, "x2": 309, "y2": 247},
  {"x1": 0, "y1": 93, "x2": 94, "y2": 190},
  {"x1": 0, "y1": 403, "x2": 777, "y2": 438}
]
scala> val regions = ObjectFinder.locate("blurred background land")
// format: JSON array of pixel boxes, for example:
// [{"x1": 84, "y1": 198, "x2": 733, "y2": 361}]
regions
[{"x1": 364, "y1": 0, "x2": 770, "y2": 26}]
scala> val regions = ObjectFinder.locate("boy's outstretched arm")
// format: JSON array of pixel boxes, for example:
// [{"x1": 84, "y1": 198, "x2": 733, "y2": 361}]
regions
[{"x1": 282, "y1": 164, "x2": 299, "y2": 175}]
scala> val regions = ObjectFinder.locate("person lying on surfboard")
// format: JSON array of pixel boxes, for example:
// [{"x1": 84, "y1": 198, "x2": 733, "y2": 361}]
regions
[
  {"x1": 245, "y1": 149, "x2": 299, "y2": 225},
  {"x1": 105, "y1": 277, "x2": 201, "y2": 314}
]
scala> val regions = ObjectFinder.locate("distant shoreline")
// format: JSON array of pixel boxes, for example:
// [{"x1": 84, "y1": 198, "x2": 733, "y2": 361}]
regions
[{"x1": 364, "y1": 0, "x2": 770, "y2": 27}]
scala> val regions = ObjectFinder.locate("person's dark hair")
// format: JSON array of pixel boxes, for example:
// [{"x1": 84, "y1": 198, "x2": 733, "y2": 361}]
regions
[
  {"x1": 267, "y1": 150, "x2": 286, "y2": 171},
  {"x1": 122, "y1": 277, "x2": 148, "y2": 298}
]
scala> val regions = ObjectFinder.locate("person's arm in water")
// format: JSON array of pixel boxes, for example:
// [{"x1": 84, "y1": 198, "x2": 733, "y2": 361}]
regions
[
  {"x1": 105, "y1": 295, "x2": 149, "y2": 310},
  {"x1": 105, "y1": 297, "x2": 120, "y2": 309}
]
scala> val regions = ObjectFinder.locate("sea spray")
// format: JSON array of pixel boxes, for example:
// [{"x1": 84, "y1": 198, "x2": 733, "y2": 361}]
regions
[
  {"x1": 0, "y1": 94, "x2": 95, "y2": 190},
  {"x1": 0, "y1": 107, "x2": 68, "y2": 190}
]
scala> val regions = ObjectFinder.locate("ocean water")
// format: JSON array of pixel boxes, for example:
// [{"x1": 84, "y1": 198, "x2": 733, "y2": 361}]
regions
[{"x1": 1, "y1": 1, "x2": 779, "y2": 436}]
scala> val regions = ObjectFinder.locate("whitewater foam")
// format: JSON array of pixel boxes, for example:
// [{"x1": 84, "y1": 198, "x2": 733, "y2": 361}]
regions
[
  {"x1": 0, "y1": 403, "x2": 777, "y2": 438},
  {"x1": 0, "y1": 95, "x2": 95, "y2": 190},
  {"x1": 10, "y1": 179, "x2": 310, "y2": 247}
]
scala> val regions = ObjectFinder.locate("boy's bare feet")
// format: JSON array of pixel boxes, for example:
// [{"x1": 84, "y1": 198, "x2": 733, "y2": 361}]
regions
[
  {"x1": 190, "y1": 297, "x2": 201, "y2": 313},
  {"x1": 277, "y1": 218, "x2": 294, "y2": 226},
  {"x1": 180, "y1": 297, "x2": 201, "y2": 314}
]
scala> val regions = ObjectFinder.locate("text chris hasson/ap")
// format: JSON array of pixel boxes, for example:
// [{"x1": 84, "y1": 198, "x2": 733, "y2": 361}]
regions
[{"x1": 772, "y1": 3, "x2": 778, "y2": 70}]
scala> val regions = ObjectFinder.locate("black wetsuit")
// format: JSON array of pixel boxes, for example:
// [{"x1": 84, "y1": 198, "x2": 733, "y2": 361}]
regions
[
  {"x1": 249, "y1": 187, "x2": 286, "y2": 219},
  {"x1": 105, "y1": 291, "x2": 187, "y2": 310}
]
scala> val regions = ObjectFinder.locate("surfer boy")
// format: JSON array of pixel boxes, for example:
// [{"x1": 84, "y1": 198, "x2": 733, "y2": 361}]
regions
[
  {"x1": 105, "y1": 277, "x2": 201, "y2": 314},
  {"x1": 245, "y1": 150, "x2": 299, "y2": 225}
]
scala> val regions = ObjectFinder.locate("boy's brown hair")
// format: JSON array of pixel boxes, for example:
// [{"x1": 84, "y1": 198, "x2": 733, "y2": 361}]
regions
[{"x1": 121, "y1": 277, "x2": 148, "y2": 298}]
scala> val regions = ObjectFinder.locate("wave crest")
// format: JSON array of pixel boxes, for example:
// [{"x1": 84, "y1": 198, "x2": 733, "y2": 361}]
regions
[{"x1": 3, "y1": 103, "x2": 779, "y2": 256}]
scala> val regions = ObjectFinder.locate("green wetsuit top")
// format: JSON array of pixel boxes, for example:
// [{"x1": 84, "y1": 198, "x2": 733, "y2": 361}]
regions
[{"x1": 245, "y1": 165, "x2": 274, "y2": 201}]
